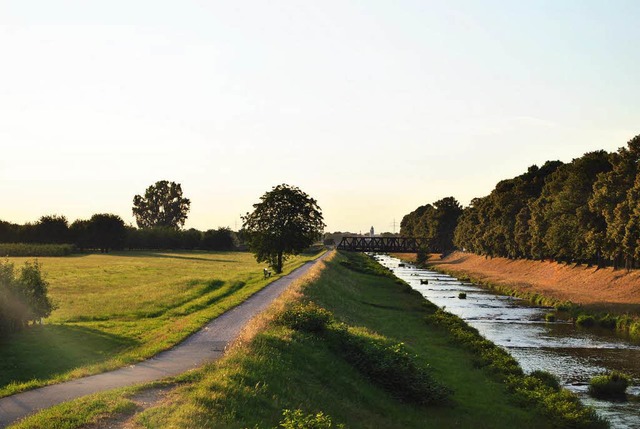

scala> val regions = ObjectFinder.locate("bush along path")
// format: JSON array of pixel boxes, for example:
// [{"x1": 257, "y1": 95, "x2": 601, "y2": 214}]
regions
[{"x1": 0, "y1": 252, "x2": 328, "y2": 428}]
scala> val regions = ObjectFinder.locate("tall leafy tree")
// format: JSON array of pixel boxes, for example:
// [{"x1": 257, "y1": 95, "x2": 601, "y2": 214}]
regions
[
  {"x1": 242, "y1": 184, "x2": 325, "y2": 273},
  {"x1": 69, "y1": 219, "x2": 91, "y2": 250},
  {"x1": 34, "y1": 215, "x2": 70, "y2": 244},
  {"x1": 590, "y1": 135, "x2": 640, "y2": 268},
  {"x1": 400, "y1": 204, "x2": 433, "y2": 237},
  {"x1": 87, "y1": 214, "x2": 127, "y2": 253},
  {"x1": 202, "y1": 227, "x2": 237, "y2": 250},
  {"x1": 0, "y1": 221, "x2": 19, "y2": 243},
  {"x1": 400, "y1": 197, "x2": 462, "y2": 256},
  {"x1": 132, "y1": 180, "x2": 191, "y2": 229},
  {"x1": 431, "y1": 197, "x2": 463, "y2": 255},
  {"x1": 454, "y1": 162, "x2": 562, "y2": 259}
]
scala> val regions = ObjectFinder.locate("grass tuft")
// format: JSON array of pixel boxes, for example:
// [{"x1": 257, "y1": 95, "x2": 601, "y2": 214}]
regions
[
  {"x1": 588, "y1": 372, "x2": 629, "y2": 399},
  {"x1": 278, "y1": 408, "x2": 344, "y2": 429}
]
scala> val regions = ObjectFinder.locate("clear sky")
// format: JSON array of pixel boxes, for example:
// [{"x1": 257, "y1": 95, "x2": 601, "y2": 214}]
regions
[{"x1": 1, "y1": 1, "x2": 638, "y2": 233}]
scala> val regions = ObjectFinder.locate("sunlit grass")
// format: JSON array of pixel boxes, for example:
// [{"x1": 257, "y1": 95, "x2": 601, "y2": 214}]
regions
[
  {"x1": 0, "y1": 251, "x2": 319, "y2": 397},
  {"x1": 126, "y1": 252, "x2": 553, "y2": 428},
  {"x1": 13, "y1": 252, "x2": 596, "y2": 429}
]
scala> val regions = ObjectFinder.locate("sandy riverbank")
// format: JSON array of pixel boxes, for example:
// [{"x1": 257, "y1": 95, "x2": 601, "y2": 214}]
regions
[{"x1": 393, "y1": 251, "x2": 640, "y2": 314}]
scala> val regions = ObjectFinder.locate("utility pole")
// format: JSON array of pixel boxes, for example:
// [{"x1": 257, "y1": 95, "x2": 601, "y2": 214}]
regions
[{"x1": 389, "y1": 218, "x2": 397, "y2": 234}]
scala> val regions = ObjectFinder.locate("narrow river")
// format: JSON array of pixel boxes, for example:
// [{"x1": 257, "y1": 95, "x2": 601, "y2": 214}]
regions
[{"x1": 374, "y1": 254, "x2": 640, "y2": 428}]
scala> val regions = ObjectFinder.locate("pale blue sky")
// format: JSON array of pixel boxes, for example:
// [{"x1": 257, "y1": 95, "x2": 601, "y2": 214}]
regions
[{"x1": 1, "y1": 1, "x2": 638, "y2": 232}]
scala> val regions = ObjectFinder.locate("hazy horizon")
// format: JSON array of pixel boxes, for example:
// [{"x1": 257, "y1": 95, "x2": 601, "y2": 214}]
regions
[{"x1": 2, "y1": 1, "x2": 638, "y2": 232}]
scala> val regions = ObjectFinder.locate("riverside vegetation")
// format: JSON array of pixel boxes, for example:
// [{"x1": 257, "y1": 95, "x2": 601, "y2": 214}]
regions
[
  {"x1": 12, "y1": 251, "x2": 607, "y2": 428},
  {"x1": 588, "y1": 372, "x2": 630, "y2": 399},
  {"x1": 0, "y1": 250, "x2": 318, "y2": 397}
]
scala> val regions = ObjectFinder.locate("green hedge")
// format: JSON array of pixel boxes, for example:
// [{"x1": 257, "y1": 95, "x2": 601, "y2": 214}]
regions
[{"x1": 0, "y1": 243, "x2": 75, "y2": 257}]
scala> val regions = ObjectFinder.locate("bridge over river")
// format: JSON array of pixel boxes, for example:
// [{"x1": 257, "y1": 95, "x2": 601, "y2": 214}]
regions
[{"x1": 336, "y1": 236, "x2": 426, "y2": 253}]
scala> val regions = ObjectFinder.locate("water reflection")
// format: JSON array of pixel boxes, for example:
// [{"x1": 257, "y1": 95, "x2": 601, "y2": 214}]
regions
[{"x1": 376, "y1": 254, "x2": 640, "y2": 428}]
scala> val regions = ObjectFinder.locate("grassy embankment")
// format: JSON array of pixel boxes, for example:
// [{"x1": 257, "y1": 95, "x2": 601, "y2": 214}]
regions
[
  {"x1": 0, "y1": 250, "x2": 319, "y2": 397},
  {"x1": 395, "y1": 251, "x2": 640, "y2": 338},
  {"x1": 13, "y1": 251, "x2": 606, "y2": 428}
]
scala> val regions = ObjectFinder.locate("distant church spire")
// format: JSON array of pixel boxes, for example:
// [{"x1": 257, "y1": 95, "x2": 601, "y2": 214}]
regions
[{"x1": 370, "y1": 226, "x2": 374, "y2": 237}]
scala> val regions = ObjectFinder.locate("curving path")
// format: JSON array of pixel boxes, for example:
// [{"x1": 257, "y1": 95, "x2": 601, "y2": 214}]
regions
[{"x1": 0, "y1": 253, "x2": 328, "y2": 428}]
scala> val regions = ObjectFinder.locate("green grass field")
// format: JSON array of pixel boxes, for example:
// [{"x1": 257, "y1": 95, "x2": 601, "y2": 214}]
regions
[
  {"x1": 0, "y1": 250, "x2": 319, "y2": 397},
  {"x1": 11, "y1": 251, "x2": 604, "y2": 429},
  {"x1": 121, "y1": 251, "x2": 555, "y2": 429}
]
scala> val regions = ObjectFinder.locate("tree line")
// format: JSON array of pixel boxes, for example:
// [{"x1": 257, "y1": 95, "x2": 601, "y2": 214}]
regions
[
  {"x1": 402, "y1": 134, "x2": 640, "y2": 269},
  {"x1": 400, "y1": 196, "x2": 463, "y2": 261},
  {"x1": 0, "y1": 216, "x2": 239, "y2": 252},
  {"x1": 0, "y1": 180, "x2": 238, "y2": 253}
]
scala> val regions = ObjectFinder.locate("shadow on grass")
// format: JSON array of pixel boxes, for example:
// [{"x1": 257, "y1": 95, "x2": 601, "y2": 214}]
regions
[
  {"x1": 65, "y1": 250, "x2": 241, "y2": 263},
  {"x1": 175, "y1": 281, "x2": 248, "y2": 315},
  {"x1": 117, "y1": 251, "x2": 240, "y2": 264},
  {"x1": 582, "y1": 302, "x2": 640, "y2": 315},
  {"x1": 0, "y1": 324, "x2": 139, "y2": 389}
]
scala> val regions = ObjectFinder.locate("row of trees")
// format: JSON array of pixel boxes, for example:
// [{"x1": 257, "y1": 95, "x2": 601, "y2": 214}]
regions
[
  {"x1": 0, "y1": 216, "x2": 239, "y2": 252},
  {"x1": 0, "y1": 181, "x2": 236, "y2": 252},
  {"x1": 400, "y1": 197, "x2": 463, "y2": 258},
  {"x1": 452, "y1": 135, "x2": 640, "y2": 268},
  {"x1": 0, "y1": 260, "x2": 54, "y2": 338}
]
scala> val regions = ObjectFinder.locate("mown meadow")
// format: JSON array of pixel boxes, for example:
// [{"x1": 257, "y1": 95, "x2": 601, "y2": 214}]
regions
[
  {"x1": 17, "y1": 251, "x2": 606, "y2": 429},
  {"x1": 0, "y1": 250, "x2": 319, "y2": 397}
]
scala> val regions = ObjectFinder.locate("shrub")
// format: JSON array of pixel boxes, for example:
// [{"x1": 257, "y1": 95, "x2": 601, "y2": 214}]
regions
[
  {"x1": 0, "y1": 259, "x2": 54, "y2": 337},
  {"x1": 545, "y1": 313, "x2": 556, "y2": 322},
  {"x1": 329, "y1": 325, "x2": 451, "y2": 405},
  {"x1": 529, "y1": 370, "x2": 561, "y2": 391},
  {"x1": 576, "y1": 314, "x2": 596, "y2": 327},
  {"x1": 597, "y1": 314, "x2": 616, "y2": 330},
  {"x1": 458, "y1": 292, "x2": 467, "y2": 299},
  {"x1": 278, "y1": 302, "x2": 334, "y2": 333},
  {"x1": 509, "y1": 375, "x2": 605, "y2": 428},
  {"x1": 278, "y1": 409, "x2": 343, "y2": 429},
  {"x1": 555, "y1": 301, "x2": 574, "y2": 312},
  {"x1": 588, "y1": 371, "x2": 629, "y2": 399}
]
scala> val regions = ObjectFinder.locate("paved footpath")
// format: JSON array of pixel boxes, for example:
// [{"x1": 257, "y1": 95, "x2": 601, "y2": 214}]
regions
[{"x1": 0, "y1": 253, "x2": 328, "y2": 428}]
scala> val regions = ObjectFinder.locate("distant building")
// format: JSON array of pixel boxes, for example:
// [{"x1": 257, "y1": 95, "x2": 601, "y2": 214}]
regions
[{"x1": 370, "y1": 226, "x2": 374, "y2": 237}]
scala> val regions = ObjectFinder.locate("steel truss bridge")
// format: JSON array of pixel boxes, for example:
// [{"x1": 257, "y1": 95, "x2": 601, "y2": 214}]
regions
[{"x1": 337, "y1": 236, "x2": 427, "y2": 253}]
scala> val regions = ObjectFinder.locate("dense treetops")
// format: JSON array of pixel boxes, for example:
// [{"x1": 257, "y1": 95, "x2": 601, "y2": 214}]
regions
[
  {"x1": 400, "y1": 196, "x2": 463, "y2": 261},
  {"x1": 402, "y1": 134, "x2": 640, "y2": 269},
  {"x1": 132, "y1": 180, "x2": 191, "y2": 229},
  {"x1": 0, "y1": 216, "x2": 239, "y2": 253},
  {"x1": 0, "y1": 181, "x2": 237, "y2": 253}
]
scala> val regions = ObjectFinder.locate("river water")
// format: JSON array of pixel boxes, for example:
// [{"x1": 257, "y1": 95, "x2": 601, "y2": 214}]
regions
[{"x1": 374, "y1": 254, "x2": 640, "y2": 428}]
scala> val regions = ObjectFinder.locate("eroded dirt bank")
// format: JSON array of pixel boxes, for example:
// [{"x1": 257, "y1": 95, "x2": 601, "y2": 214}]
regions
[{"x1": 394, "y1": 251, "x2": 640, "y2": 313}]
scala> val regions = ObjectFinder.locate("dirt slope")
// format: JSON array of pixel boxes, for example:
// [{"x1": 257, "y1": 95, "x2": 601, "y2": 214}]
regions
[{"x1": 396, "y1": 251, "x2": 640, "y2": 313}]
